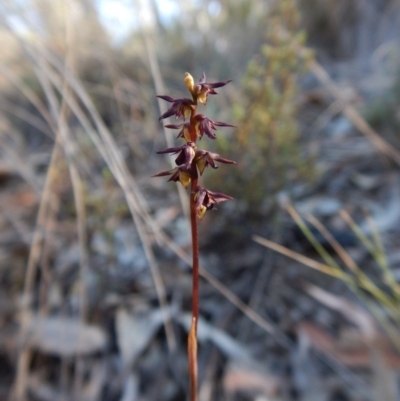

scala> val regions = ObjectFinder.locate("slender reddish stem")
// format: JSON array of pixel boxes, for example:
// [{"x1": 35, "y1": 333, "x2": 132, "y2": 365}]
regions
[
  {"x1": 190, "y1": 179, "x2": 199, "y2": 321},
  {"x1": 188, "y1": 177, "x2": 199, "y2": 401},
  {"x1": 187, "y1": 99, "x2": 199, "y2": 401}
]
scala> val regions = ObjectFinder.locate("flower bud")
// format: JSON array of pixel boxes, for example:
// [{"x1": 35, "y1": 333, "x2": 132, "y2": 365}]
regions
[{"x1": 184, "y1": 72, "x2": 195, "y2": 94}]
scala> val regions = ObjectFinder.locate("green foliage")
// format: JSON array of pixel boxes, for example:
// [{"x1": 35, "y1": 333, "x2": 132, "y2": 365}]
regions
[{"x1": 218, "y1": 0, "x2": 313, "y2": 209}]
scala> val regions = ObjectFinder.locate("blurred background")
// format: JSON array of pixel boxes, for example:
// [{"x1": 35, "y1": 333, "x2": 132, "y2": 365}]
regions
[{"x1": 1, "y1": 0, "x2": 400, "y2": 400}]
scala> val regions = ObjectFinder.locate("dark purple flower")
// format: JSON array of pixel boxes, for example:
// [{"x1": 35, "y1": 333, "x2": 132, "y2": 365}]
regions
[
  {"x1": 152, "y1": 166, "x2": 192, "y2": 188},
  {"x1": 195, "y1": 150, "x2": 236, "y2": 175},
  {"x1": 157, "y1": 96, "x2": 195, "y2": 121},
  {"x1": 164, "y1": 122, "x2": 192, "y2": 142},
  {"x1": 194, "y1": 186, "x2": 234, "y2": 219},
  {"x1": 193, "y1": 114, "x2": 235, "y2": 140},
  {"x1": 156, "y1": 142, "x2": 196, "y2": 169}
]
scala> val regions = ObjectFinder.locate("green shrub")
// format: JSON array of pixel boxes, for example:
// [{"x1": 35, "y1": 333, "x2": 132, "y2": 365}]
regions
[{"x1": 215, "y1": 0, "x2": 314, "y2": 211}]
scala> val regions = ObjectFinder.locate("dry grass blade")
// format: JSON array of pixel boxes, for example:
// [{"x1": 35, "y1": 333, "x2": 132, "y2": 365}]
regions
[
  {"x1": 4, "y1": 17, "x2": 177, "y2": 395},
  {"x1": 58, "y1": 0, "x2": 89, "y2": 323},
  {"x1": 285, "y1": 206, "x2": 396, "y2": 307},
  {"x1": 12, "y1": 141, "x2": 63, "y2": 401},
  {"x1": 23, "y1": 41, "x2": 178, "y2": 352},
  {"x1": 139, "y1": 7, "x2": 190, "y2": 221},
  {"x1": 78, "y1": 109, "x2": 176, "y2": 346},
  {"x1": 286, "y1": 204, "x2": 341, "y2": 271},
  {"x1": 302, "y1": 213, "x2": 391, "y2": 300},
  {"x1": 305, "y1": 214, "x2": 358, "y2": 274},
  {"x1": 275, "y1": 205, "x2": 400, "y2": 354},
  {"x1": 11, "y1": 15, "x2": 92, "y2": 395},
  {"x1": 308, "y1": 59, "x2": 400, "y2": 167},
  {"x1": 252, "y1": 235, "x2": 348, "y2": 280},
  {"x1": 339, "y1": 209, "x2": 389, "y2": 268}
]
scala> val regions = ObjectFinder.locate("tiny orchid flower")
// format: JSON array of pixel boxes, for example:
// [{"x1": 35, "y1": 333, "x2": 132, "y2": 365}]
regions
[
  {"x1": 193, "y1": 114, "x2": 235, "y2": 140},
  {"x1": 157, "y1": 96, "x2": 195, "y2": 121},
  {"x1": 152, "y1": 166, "x2": 192, "y2": 188},
  {"x1": 165, "y1": 122, "x2": 192, "y2": 142},
  {"x1": 195, "y1": 150, "x2": 236, "y2": 175},
  {"x1": 156, "y1": 142, "x2": 196, "y2": 169},
  {"x1": 194, "y1": 186, "x2": 234, "y2": 219},
  {"x1": 185, "y1": 72, "x2": 232, "y2": 105}
]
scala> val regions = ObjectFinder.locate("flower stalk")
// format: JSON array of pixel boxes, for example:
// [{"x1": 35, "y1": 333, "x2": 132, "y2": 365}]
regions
[
  {"x1": 189, "y1": 176, "x2": 199, "y2": 401},
  {"x1": 154, "y1": 72, "x2": 235, "y2": 401}
]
